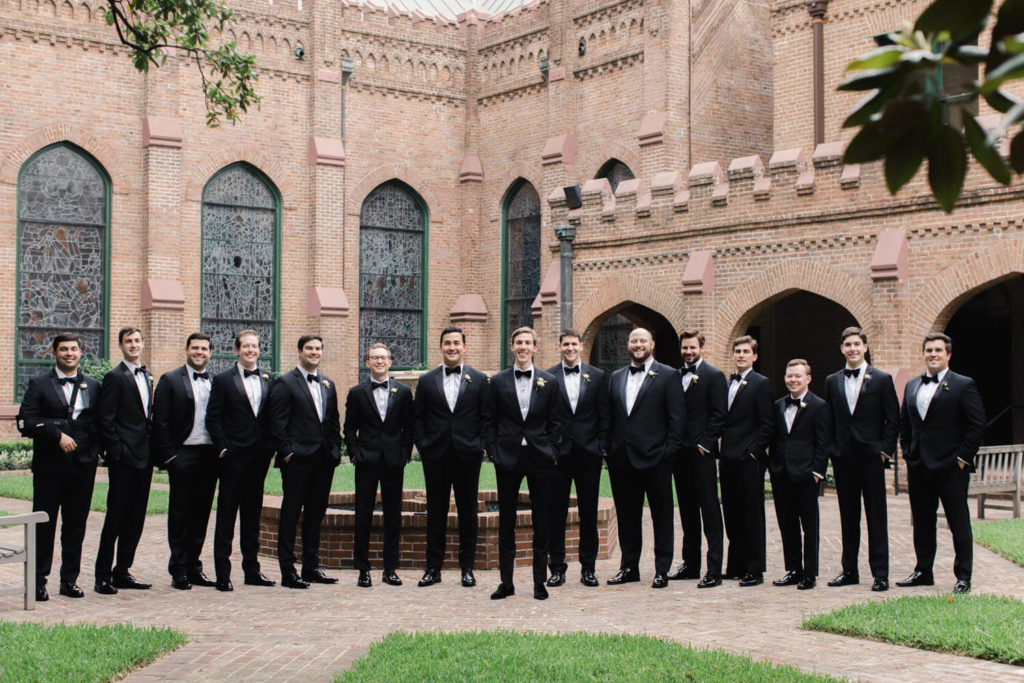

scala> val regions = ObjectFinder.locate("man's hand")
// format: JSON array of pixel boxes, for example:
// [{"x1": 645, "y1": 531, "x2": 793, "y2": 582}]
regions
[
  {"x1": 958, "y1": 460, "x2": 966, "y2": 470},
  {"x1": 58, "y1": 433, "x2": 77, "y2": 453}
]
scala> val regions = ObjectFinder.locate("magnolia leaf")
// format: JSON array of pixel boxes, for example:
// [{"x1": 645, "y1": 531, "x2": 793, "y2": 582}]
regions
[
  {"x1": 915, "y1": 0, "x2": 993, "y2": 43},
  {"x1": 964, "y1": 115, "x2": 1012, "y2": 184},
  {"x1": 1010, "y1": 130, "x2": 1024, "y2": 173},
  {"x1": 927, "y1": 124, "x2": 967, "y2": 213},
  {"x1": 844, "y1": 101, "x2": 926, "y2": 163},
  {"x1": 847, "y1": 46, "x2": 906, "y2": 71}
]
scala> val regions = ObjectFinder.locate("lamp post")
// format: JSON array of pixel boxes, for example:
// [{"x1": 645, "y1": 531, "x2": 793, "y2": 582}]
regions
[{"x1": 554, "y1": 224, "x2": 576, "y2": 332}]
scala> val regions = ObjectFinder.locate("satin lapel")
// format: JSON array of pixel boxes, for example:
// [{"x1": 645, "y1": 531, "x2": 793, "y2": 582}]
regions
[
  {"x1": 632, "y1": 365, "x2": 658, "y2": 410},
  {"x1": 732, "y1": 376, "x2": 750, "y2": 406},
  {"x1": 834, "y1": 374, "x2": 853, "y2": 417},
  {"x1": 231, "y1": 370, "x2": 252, "y2": 415},
  {"x1": 456, "y1": 369, "x2": 470, "y2": 406},
  {"x1": 617, "y1": 369, "x2": 629, "y2": 413},
  {"x1": 121, "y1": 364, "x2": 148, "y2": 415},
  {"x1": 364, "y1": 380, "x2": 384, "y2": 425},
  {"x1": 78, "y1": 377, "x2": 91, "y2": 410},
  {"x1": 924, "y1": 374, "x2": 947, "y2": 420},
  {"x1": 293, "y1": 369, "x2": 320, "y2": 419},
  {"x1": 790, "y1": 401, "x2": 807, "y2": 434},
  {"x1": 907, "y1": 378, "x2": 923, "y2": 421},
  {"x1": 258, "y1": 374, "x2": 271, "y2": 415},
  {"x1": 502, "y1": 372, "x2": 525, "y2": 423},
  {"x1": 554, "y1": 368, "x2": 571, "y2": 407},
  {"x1": 47, "y1": 371, "x2": 70, "y2": 413},
  {"x1": 180, "y1": 367, "x2": 196, "y2": 407},
  {"x1": 435, "y1": 367, "x2": 447, "y2": 406}
]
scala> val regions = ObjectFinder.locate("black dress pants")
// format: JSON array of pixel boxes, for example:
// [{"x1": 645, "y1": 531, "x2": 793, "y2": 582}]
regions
[
  {"x1": 32, "y1": 460, "x2": 96, "y2": 585},
  {"x1": 907, "y1": 464, "x2": 972, "y2": 581},
  {"x1": 720, "y1": 456, "x2": 766, "y2": 577},
  {"x1": 609, "y1": 457, "x2": 674, "y2": 575},
  {"x1": 166, "y1": 445, "x2": 218, "y2": 579},
  {"x1": 353, "y1": 459, "x2": 405, "y2": 572},
  {"x1": 422, "y1": 452, "x2": 481, "y2": 571},
  {"x1": 214, "y1": 450, "x2": 272, "y2": 581},
  {"x1": 278, "y1": 451, "x2": 335, "y2": 576},
  {"x1": 673, "y1": 447, "x2": 724, "y2": 577},
  {"x1": 834, "y1": 455, "x2": 889, "y2": 579},
  {"x1": 548, "y1": 446, "x2": 602, "y2": 574},
  {"x1": 770, "y1": 471, "x2": 820, "y2": 577},
  {"x1": 496, "y1": 450, "x2": 552, "y2": 586},
  {"x1": 95, "y1": 461, "x2": 153, "y2": 582}
]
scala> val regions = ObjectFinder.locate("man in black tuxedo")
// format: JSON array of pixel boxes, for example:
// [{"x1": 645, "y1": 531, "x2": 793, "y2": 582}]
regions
[
  {"x1": 769, "y1": 359, "x2": 830, "y2": 591},
  {"x1": 17, "y1": 333, "x2": 101, "y2": 601},
  {"x1": 206, "y1": 329, "x2": 276, "y2": 591},
  {"x1": 413, "y1": 326, "x2": 491, "y2": 589},
  {"x1": 668, "y1": 329, "x2": 727, "y2": 589},
  {"x1": 719, "y1": 335, "x2": 774, "y2": 587},
  {"x1": 268, "y1": 334, "x2": 343, "y2": 588},
  {"x1": 606, "y1": 327, "x2": 685, "y2": 589},
  {"x1": 824, "y1": 326, "x2": 900, "y2": 592},
  {"x1": 545, "y1": 329, "x2": 608, "y2": 589},
  {"x1": 343, "y1": 343, "x2": 414, "y2": 588},
  {"x1": 898, "y1": 332, "x2": 985, "y2": 594},
  {"x1": 486, "y1": 326, "x2": 564, "y2": 600},
  {"x1": 95, "y1": 326, "x2": 154, "y2": 594},
  {"x1": 152, "y1": 332, "x2": 219, "y2": 590}
]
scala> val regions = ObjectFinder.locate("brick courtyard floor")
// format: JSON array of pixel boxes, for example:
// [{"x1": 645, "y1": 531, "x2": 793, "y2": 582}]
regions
[{"x1": 2, "y1": 488, "x2": 1022, "y2": 682}]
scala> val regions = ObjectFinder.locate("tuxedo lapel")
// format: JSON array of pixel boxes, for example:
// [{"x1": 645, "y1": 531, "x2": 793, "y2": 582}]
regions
[
  {"x1": 833, "y1": 374, "x2": 853, "y2": 417},
  {"x1": 505, "y1": 372, "x2": 527, "y2": 423},
  {"x1": 180, "y1": 367, "x2": 196, "y2": 406},
  {"x1": 363, "y1": 380, "x2": 384, "y2": 425},
  {"x1": 231, "y1": 370, "x2": 254, "y2": 415},
  {"x1": 434, "y1": 367, "x2": 446, "y2": 404},
  {"x1": 47, "y1": 371, "x2": 70, "y2": 413},
  {"x1": 576, "y1": 364, "x2": 590, "y2": 406},
  {"x1": 292, "y1": 369, "x2": 320, "y2": 420},
  {"x1": 456, "y1": 369, "x2": 470, "y2": 406},
  {"x1": 907, "y1": 377, "x2": 924, "y2": 421},
  {"x1": 554, "y1": 368, "x2": 571, "y2": 407},
  {"x1": 789, "y1": 400, "x2": 807, "y2": 434}
]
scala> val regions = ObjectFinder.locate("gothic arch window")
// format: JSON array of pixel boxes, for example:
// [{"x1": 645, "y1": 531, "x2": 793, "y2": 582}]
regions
[
  {"x1": 501, "y1": 179, "x2": 541, "y2": 367},
  {"x1": 596, "y1": 158, "x2": 635, "y2": 193},
  {"x1": 359, "y1": 181, "x2": 427, "y2": 370},
  {"x1": 16, "y1": 143, "x2": 109, "y2": 400},
  {"x1": 201, "y1": 163, "x2": 279, "y2": 374}
]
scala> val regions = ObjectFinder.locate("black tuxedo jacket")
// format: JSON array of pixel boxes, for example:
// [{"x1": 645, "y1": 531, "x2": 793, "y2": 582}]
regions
[
  {"x1": 607, "y1": 360, "x2": 686, "y2": 470},
  {"x1": 97, "y1": 361, "x2": 153, "y2": 469},
  {"x1": 824, "y1": 366, "x2": 900, "y2": 462},
  {"x1": 343, "y1": 378, "x2": 414, "y2": 469},
  {"x1": 206, "y1": 366, "x2": 273, "y2": 459},
  {"x1": 413, "y1": 364, "x2": 491, "y2": 463},
  {"x1": 720, "y1": 370, "x2": 774, "y2": 462},
  {"x1": 679, "y1": 360, "x2": 728, "y2": 454},
  {"x1": 770, "y1": 392, "x2": 831, "y2": 482},
  {"x1": 268, "y1": 368, "x2": 342, "y2": 466},
  {"x1": 152, "y1": 365, "x2": 211, "y2": 465},
  {"x1": 485, "y1": 367, "x2": 565, "y2": 468},
  {"x1": 899, "y1": 370, "x2": 985, "y2": 472},
  {"x1": 17, "y1": 370, "x2": 101, "y2": 474},
  {"x1": 546, "y1": 362, "x2": 608, "y2": 458}
]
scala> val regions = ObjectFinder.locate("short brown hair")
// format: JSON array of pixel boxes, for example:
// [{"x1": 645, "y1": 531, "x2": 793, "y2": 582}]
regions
[
  {"x1": 923, "y1": 332, "x2": 952, "y2": 353},
  {"x1": 786, "y1": 358, "x2": 811, "y2": 375},
  {"x1": 840, "y1": 326, "x2": 867, "y2": 345},
  {"x1": 118, "y1": 326, "x2": 143, "y2": 343},
  {"x1": 297, "y1": 334, "x2": 323, "y2": 350},
  {"x1": 732, "y1": 335, "x2": 758, "y2": 353},
  {"x1": 439, "y1": 326, "x2": 465, "y2": 344},
  {"x1": 363, "y1": 343, "x2": 392, "y2": 362},
  {"x1": 234, "y1": 329, "x2": 260, "y2": 350},
  {"x1": 679, "y1": 329, "x2": 705, "y2": 347},
  {"x1": 510, "y1": 326, "x2": 538, "y2": 344},
  {"x1": 52, "y1": 332, "x2": 81, "y2": 352},
  {"x1": 186, "y1": 332, "x2": 212, "y2": 349},
  {"x1": 559, "y1": 328, "x2": 582, "y2": 343}
]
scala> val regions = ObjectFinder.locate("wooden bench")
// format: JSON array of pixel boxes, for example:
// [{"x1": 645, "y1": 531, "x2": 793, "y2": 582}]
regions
[
  {"x1": 0, "y1": 511, "x2": 49, "y2": 610},
  {"x1": 969, "y1": 445, "x2": 1023, "y2": 519}
]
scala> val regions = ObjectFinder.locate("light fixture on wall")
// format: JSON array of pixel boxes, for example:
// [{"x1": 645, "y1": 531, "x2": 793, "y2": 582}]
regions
[
  {"x1": 341, "y1": 57, "x2": 355, "y2": 85},
  {"x1": 294, "y1": 44, "x2": 305, "y2": 60},
  {"x1": 563, "y1": 184, "x2": 582, "y2": 210},
  {"x1": 540, "y1": 56, "x2": 549, "y2": 82}
]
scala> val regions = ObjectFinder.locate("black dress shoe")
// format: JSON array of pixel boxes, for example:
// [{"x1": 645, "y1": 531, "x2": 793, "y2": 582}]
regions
[
  {"x1": 418, "y1": 569, "x2": 442, "y2": 587},
  {"x1": 606, "y1": 568, "x2": 640, "y2": 585},
  {"x1": 281, "y1": 574, "x2": 309, "y2": 589},
  {"x1": 94, "y1": 580, "x2": 118, "y2": 595},
  {"x1": 490, "y1": 583, "x2": 515, "y2": 600},
  {"x1": 113, "y1": 573, "x2": 151, "y2": 590},
  {"x1": 216, "y1": 579, "x2": 233, "y2": 592},
  {"x1": 461, "y1": 569, "x2": 475, "y2": 587},
  {"x1": 188, "y1": 571, "x2": 217, "y2": 587},
  {"x1": 244, "y1": 572, "x2": 276, "y2": 587},
  {"x1": 382, "y1": 570, "x2": 402, "y2": 586},
  {"x1": 357, "y1": 571, "x2": 372, "y2": 588},
  {"x1": 738, "y1": 573, "x2": 763, "y2": 587},
  {"x1": 667, "y1": 563, "x2": 700, "y2": 580},
  {"x1": 953, "y1": 579, "x2": 971, "y2": 594},
  {"x1": 546, "y1": 571, "x2": 565, "y2": 587},
  {"x1": 797, "y1": 576, "x2": 816, "y2": 590},
  {"x1": 172, "y1": 575, "x2": 192, "y2": 590},
  {"x1": 827, "y1": 571, "x2": 860, "y2": 587},
  {"x1": 773, "y1": 570, "x2": 802, "y2": 587},
  {"x1": 59, "y1": 582, "x2": 84, "y2": 598},
  {"x1": 302, "y1": 568, "x2": 338, "y2": 584},
  {"x1": 36, "y1": 585, "x2": 49, "y2": 602},
  {"x1": 651, "y1": 573, "x2": 669, "y2": 589},
  {"x1": 697, "y1": 574, "x2": 722, "y2": 589},
  {"x1": 580, "y1": 570, "x2": 599, "y2": 587},
  {"x1": 896, "y1": 570, "x2": 934, "y2": 587},
  {"x1": 871, "y1": 577, "x2": 889, "y2": 592},
  {"x1": 534, "y1": 583, "x2": 549, "y2": 600}
]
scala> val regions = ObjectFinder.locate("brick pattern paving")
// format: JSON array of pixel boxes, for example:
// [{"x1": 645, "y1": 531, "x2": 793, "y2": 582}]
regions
[{"x1": 1, "y1": 492, "x2": 1022, "y2": 682}]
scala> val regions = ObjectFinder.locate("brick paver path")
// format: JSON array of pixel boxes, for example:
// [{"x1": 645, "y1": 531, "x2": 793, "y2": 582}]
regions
[{"x1": 2, "y1": 490, "x2": 1022, "y2": 682}]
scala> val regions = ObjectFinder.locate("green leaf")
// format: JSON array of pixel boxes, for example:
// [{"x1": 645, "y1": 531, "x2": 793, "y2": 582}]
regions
[
  {"x1": 915, "y1": 0, "x2": 992, "y2": 43},
  {"x1": 927, "y1": 124, "x2": 967, "y2": 213},
  {"x1": 948, "y1": 45, "x2": 988, "y2": 64},
  {"x1": 964, "y1": 115, "x2": 1012, "y2": 184},
  {"x1": 980, "y1": 51, "x2": 1024, "y2": 94},
  {"x1": 1010, "y1": 130, "x2": 1024, "y2": 173},
  {"x1": 846, "y1": 46, "x2": 906, "y2": 71},
  {"x1": 987, "y1": 100, "x2": 1024, "y2": 141},
  {"x1": 983, "y1": 87, "x2": 1022, "y2": 114},
  {"x1": 842, "y1": 89, "x2": 889, "y2": 129},
  {"x1": 844, "y1": 101, "x2": 926, "y2": 163},
  {"x1": 837, "y1": 66, "x2": 905, "y2": 92},
  {"x1": 884, "y1": 128, "x2": 926, "y2": 193}
]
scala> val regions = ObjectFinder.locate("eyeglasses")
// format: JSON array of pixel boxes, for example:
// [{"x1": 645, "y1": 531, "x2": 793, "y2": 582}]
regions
[{"x1": 367, "y1": 355, "x2": 391, "y2": 361}]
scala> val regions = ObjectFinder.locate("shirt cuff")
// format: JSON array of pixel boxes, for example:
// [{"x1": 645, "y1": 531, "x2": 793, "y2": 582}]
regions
[{"x1": 812, "y1": 471, "x2": 824, "y2": 479}]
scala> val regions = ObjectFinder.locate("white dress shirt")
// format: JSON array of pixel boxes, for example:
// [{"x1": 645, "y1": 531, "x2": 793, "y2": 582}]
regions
[
  {"x1": 562, "y1": 363, "x2": 581, "y2": 413},
  {"x1": 625, "y1": 358, "x2": 653, "y2": 416},
  {"x1": 372, "y1": 377, "x2": 389, "y2": 421},
  {"x1": 238, "y1": 363, "x2": 263, "y2": 415},
  {"x1": 443, "y1": 364, "x2": 462, "y2": 413},
  {"x1": 300, "y1": 366, "x2": 324, "y2": 421},
  {"x1": 784, "y1": 391, "x2": 806, "y2": 433},
  {"x1": 916, "y1": 368, "x2": 948, "y2": 420},
  {"x1": 183, "y1": 366, "x2": 213, "y2": 445},
  {"x1": 727, "y1": 368, "x2": 751, "y2": 410},
  {"x1": 844, "y1": 362, "x2": 867, "y2": 413},
  {"x1": 680, "y1": 358, "x2": 703, "y2": 392},
  {"x1": 515, "y1": 365, "x2": 534, "y2": 445},
  {"x1": 122, "y1": 360, "x2": 150, "y2": 416},
  {"x1": 56, "y1": 367, "x2": 85, "y2": 420}
]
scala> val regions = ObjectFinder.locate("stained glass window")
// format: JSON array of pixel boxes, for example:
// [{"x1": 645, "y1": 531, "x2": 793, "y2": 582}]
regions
[
  {"x1": 16, "y1": 144, "x2": 108, "y2": 400},
  {"x1": 502, "y1": 180, "x2": 541, "y2": 367},
  {"x1": 597, "y1": 159, "x2": 635, "y2": 193},
  {"x1": 359, "y1": 182, "x2": 426, "y2": 370},
  {"x1": 590, "y1": 313, "x2": 633, "y2": 371},
  {"x1": 201, "y1": 164, "x2": 278, "y2": 375}
]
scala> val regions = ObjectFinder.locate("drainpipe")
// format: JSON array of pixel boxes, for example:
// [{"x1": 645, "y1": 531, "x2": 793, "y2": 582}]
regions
[{"x1": 806, "y1": 1, "x2": 829, "y2": 146}]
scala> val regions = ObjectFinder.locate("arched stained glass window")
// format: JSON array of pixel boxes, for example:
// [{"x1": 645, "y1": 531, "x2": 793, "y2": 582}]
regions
[
  {"x1": 359, "y1": 181, "x2": 427, "y2": 369},
  {"x1": 501, "y1": 180, "x2": 541, "y2": 367},
  {"x1": 201, "y1": 164, "x2": 279, "y2": 374},
  {"x1": 597, "y1": 159, "x2": 635, "y2": 193},
  {"x1": 16, "y1": 143, "x2": 109, "y2": 400}
]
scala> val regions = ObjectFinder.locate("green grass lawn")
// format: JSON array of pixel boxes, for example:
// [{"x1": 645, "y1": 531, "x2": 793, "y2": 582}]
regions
[
  {"x1": 0, "y1": 621, "x2": 186, "y2": 682},
  {"x1": 972, "y1": 518, "x2": 1024, "y2": 567},
  {"x1": 0, "y1": 475, "x2": 170, "y2": 516},
  {"x1": 336, "y1": 631, "x2": 843, "y2": 682},
  {"x1": 803, "y1": 595, "x2": 1024, "y2": 665}
]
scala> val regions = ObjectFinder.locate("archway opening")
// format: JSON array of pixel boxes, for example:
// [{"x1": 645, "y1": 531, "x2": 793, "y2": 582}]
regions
[{"x1": 588, "y1": 303, "x2": 680, "y2": 371}]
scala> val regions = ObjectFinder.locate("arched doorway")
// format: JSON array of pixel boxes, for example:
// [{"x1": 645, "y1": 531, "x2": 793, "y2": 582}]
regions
[
  {"x1": 944, "y1": 275, "x2": 1024, "y2": 444},
  {"x1": 588, "y1": 303, "x2": 680, "y2": 371},
  {"x1": 739, "y1": 290, "x2": 859, "y2": 397}
]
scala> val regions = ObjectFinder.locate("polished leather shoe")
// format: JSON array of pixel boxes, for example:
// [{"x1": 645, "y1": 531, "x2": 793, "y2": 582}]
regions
[
  {"x1": 697, "y1": 574, "x2": 722, "y2": 589},
  {"x1": 418, "y1": 569, "x2": 442, "y2": 587},
  {"x1": 382, "y1": 570, "x2": 402, "y2": 586},
  {"x1": 188, "y1": 571, "x2": 217, "y2": 587},
  {"x1": 580, "y1": 570, "x2": 599, "y2": 587},
  {"x1": 94, "y1": 580, "x2": 118, "y2": 595},
  {"x1": 667, "y1": 563, "x2": 700, "y2": 580},
  {"x1": 871, "y1": 577, "x2": 889, "y2": 592},
  {"x1": 773, "y1": 570, "x2": 802, "y2": 587},
  {"x1": 606, "y1": 568, "x2": 640, "y2": 585},
  {"x1": 953, "y1": 579, "x2": 971, "y2": 594},
  {"x1": 460, "y1": 569, "x2": 475, "y2": 587},
  {"x1": 651, "y1": 573, "x2": 669, "y2": 589},
  {"x1": 534, "y1": 583, "x2": 549, "y2": 600},
  {"x1": 357, "y1": 571, "x2": 372, "y2": 588},
  {"x1": 546, "y1": 571, "x2": 565, "y2": 587},
  {"x1": 244, "y1": 572, "x2": 276, "y2": 587},
  {"x1": 36, "y1": 585, "x2": 49, "y2": 602},
  {"x1": 797, "y1": 576, "x2": 816, "y2": 590},
  {"x1": 738, "y1": 573, "x2": 763, "y2": 587},
  {"x1": 172, "y1": 575, "x2": 192, "y2": 590},
  {"x1": 490, "y1": 583, "x2": 515, "y2": 600},
  {"x1": 827, "y1": 571, "x2": 860, "y2": 587},
  {"x1": 215, "y1": 579, "x2": 233, "y2": 592},
  {"x1": 113, "y1": 573, "x2": 151, "y2": 590},
  {"x1": 302, "y1": 568, "x2": 338, "y2": 584},
  {"x1": 281, "y1": 574, "x2": 309, "y2": 589},
  {"x1": 896, "y1": 570, "x2": 934, "y2": 587},
  {"x1": 59, "y1": 582, "x2": 84, "y2": 598}
]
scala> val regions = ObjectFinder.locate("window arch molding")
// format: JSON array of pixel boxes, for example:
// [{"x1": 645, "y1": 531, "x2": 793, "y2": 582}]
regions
[{"x1": 500, "y1": 178, "x2": 542, "y2": 368}]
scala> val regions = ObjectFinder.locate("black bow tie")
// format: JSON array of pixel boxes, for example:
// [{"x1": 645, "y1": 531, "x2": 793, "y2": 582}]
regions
[
  {"x1": 681, "y1": 366, "x2": 696, "y2": 376},
  {"x1": 306, "y1": 373, "x2": 319, "y2": 383},
  {"x1": 563, "y1": 365, "x2": 580, "y2": 375},
  {"x1": 785, "y1": 396, "x2": 802, "y2": 408},
  {"x1": 58, "y1": 376, "x2": 78, "y2": 385},
  {"x1": 843, "y1": 368, "x2": 860, "y2": 379},
  {"x1": 371, "y1": 380, "x2": 388, "y2": 391},
  {"x1": 730, "y1": 372, "x2": 743, "y2": 383},
  {"x1": 192, "y1": 371, "x2": 210, "y2": 381},
  {"x1": 515, "y1": 369, "x2": 532, "y2": 380},
  {"x1": 921, "y1": 375, "x2": 938, "y2": 384},
  {"x1": 445, "y1": 366, "x2": 461, "y2": 376},
  {"x1": 134, "y1": 366, "x2": 147, "y2": 376},
  {"x1": 629, "y1": 365, "x2": 645, "y2": 375},
  {"x1": 243, "y1": 368, "x2": 261, "y2": 378}
]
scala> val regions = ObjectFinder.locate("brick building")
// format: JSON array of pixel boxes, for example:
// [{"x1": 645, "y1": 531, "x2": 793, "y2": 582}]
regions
[{"x1": 1, "y1": 0, "x2": 1022, "y2": 444}]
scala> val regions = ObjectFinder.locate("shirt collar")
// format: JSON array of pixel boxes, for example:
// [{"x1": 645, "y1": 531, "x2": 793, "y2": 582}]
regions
[
  {"x1": 298, "y1": 365, "x2": 317, "y2": 378},
  {"x1": 55, "y1": 367, "x2": 77, "y2": 379},
  {"x1": 515, "y1": 364, "x2": 536, "y2": 376},
  {"x1": 789, "y1": 390, "x2": 808, "y2": 402},
  {"x1": 845, "y1": 361, "x2": 867, "y2": 372},
  {"x1": 928, "y1": 368, "x2": 949, "y2": 383},
  {"x1": 122, "y1": 360, "x2": 140, "y2": 373},
  {"x1": 631, "y1": 358, "x2": 654, "y2": 374}
]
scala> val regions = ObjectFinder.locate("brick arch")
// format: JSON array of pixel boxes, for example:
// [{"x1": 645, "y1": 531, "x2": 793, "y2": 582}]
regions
[
  {"x1": 347, "y1": 163, "x2": 443, "y2": 219},
  {"x1": 579, "y1": 141, "x2": 642, "y2": 182},
  {"x1": 576, "y1": 271, "x2": 689, "y2": 351},
  {"x1": 0, "y1": 124, "x2": 131, "y2": 193},
  {"x1": 484, "y1": 159, "x2": 544, "y2": 225},
  {"x1": 185, "y1": 145, "x2": 292, "y2": 204}
]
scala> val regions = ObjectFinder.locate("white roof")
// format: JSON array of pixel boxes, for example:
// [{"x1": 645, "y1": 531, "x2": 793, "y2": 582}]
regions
[{"x1": 386, "y1": 0, "x2": 530, "y2": 20}]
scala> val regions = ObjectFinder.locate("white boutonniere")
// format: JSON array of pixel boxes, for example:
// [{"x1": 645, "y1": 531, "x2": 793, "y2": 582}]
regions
[
  {"x1": 864, "y1": 373, "x2": 872, "y2": 384},
  {"x1": 147, "y1": 375, "x2": 154, "y2": 386},
  {"x1": 80, "y1": 382, "x2": 88, "y2": 390},
  {"x1": 741, "y1": 380, "x2": 748, "y2": 386},
  {"x1": 799, "y1": 401, "x2": 807, "y2": 409},
  {"x1": 464, "y1": 374, "x2": 472, "y2": 383},
  {"x1": 941, "y1": 381, "x2": 949, "y2": 391},
  {"x1": 647, "y1": 370, "x2": 657, "y2": 378},
  {"x1": 535, "y1": 378, "x2": 547, "y2": 390},
  {"x1": 321, "y1": 379, "x2": 330, "y2": 389},
  {"x1": 390, "y1": 387, "x2": 398, "y2": 395},
  {"x1": 582, "y1": 373, "x2": 591, "y2": 383},
  {"x1": 261, "y1": 373, "x2": 270, "y2": 382},
  {"x1": 691, "y1": 375, "x2": 699, "y2": 384}
]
